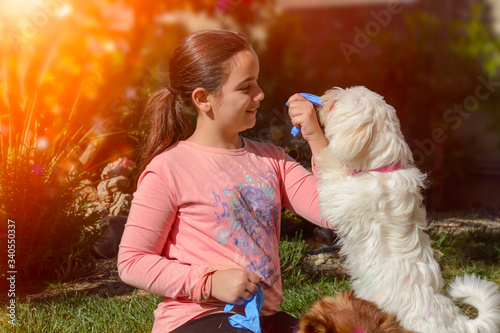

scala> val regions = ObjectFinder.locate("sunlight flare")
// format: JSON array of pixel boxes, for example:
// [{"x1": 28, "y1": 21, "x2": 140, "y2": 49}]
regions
[{"x1": 3, "y1": 0, "x2": 43, "y2": 18}]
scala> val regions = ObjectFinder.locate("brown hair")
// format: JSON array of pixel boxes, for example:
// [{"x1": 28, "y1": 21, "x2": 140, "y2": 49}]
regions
[
  {"x1": 299, "y1": 291, "x2": 416, "y2": 333},
  {"x1": 138, "y1": 30, "x2": 253, "y2": 174}
]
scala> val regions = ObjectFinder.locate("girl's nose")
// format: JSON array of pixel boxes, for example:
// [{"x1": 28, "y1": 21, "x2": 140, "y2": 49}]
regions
[{"x1": 255, "y1": 86, "x2": 265, "y2": 101}]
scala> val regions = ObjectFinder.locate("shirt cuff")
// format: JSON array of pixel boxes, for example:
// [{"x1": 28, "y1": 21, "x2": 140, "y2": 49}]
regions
[
  {"x1": 311, "y1": 156, "x2": 319, "y2": 176},
  {"x1": 197, "y1": 270, "x2": 216, "y2": 302}
]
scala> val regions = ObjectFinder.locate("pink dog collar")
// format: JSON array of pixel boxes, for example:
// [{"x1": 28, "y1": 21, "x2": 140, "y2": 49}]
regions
[{"x1": 352, "y1": 162, "x2": 402, "y2": 176}]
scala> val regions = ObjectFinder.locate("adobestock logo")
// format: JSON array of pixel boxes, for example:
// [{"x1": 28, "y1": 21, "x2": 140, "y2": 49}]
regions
[
  {"x1": 340, "y1": 0, "x2": 404, "y2": 64},
  {"x1": 412, "y1": 73, "x2": 500, "y2": 165},
  {"x1": 6, "y1": 0, "x2": 71, "y2": 52}
]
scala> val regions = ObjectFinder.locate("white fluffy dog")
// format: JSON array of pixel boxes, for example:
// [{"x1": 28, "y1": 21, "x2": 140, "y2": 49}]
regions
[{"x1": 316, "y1": 86, "x2": 500, "y2": 333}]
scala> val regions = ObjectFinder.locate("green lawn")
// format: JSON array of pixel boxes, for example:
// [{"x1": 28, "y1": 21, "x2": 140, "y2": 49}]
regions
[{"x1": 1, "y1": 228, "x2": 499, "y2": 332}]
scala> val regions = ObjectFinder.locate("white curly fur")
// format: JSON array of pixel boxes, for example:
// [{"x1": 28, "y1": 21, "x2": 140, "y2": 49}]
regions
[{"x1": 316, "y1": 86, "x2": 500, "y2": 333}]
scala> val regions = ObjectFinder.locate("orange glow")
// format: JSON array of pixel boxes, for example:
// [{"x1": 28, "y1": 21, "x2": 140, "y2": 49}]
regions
[{"x1": 2, "y1": 0, "x2": 41, "y2": 17}]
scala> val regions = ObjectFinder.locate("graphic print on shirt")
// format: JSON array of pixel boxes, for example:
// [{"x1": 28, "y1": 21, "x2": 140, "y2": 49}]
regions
[{"x1": 212, "y1": 169, "x2": 281, "y2": 290}]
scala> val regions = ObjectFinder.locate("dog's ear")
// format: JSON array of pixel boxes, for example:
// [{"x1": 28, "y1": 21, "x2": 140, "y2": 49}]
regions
[
  {"x1": 300, "y1": 317, "x2": 331, "y2": 333},
  {"x1": 318, "y1": 88, "x2": 340, "y2": 126},
  {"x1": 328, "y1": 120, "x2": 374, "y2": 166},
  {"x1": 300, "y1": 298, "x2": 339, "y2": 333}
]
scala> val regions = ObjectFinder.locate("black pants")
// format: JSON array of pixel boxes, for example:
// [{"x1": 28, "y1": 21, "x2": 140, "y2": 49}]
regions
[{"x1": 172, "y1": 311, "x2": 299, "y2": 333}]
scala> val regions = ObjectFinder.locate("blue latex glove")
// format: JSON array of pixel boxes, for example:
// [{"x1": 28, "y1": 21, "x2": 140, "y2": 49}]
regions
[
  {"x1": 224, "y1": 284, "x2": 265, "y2": 333},
  {"x1": 286, "y1": 93, "x2": 322, "y2": 137}
]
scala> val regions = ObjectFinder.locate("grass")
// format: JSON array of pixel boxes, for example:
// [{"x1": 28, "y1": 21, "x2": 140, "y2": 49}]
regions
[
  {"x1": 432, "y1": 228, "x2": 500, "y2": 283},
  {"x1": 1, "y1": 290, "x2": 160, "y2": 333},
  {"x1": 1, "y1": 227, "x2": 499, "y2": 332},
  {"x1": 278, "y1": 232, "x2": 351, "y2": 317}
]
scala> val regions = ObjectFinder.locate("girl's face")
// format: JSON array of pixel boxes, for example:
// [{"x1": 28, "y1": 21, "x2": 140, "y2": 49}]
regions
[{"x1": 210, "y1": 50, "x2": 265, "y2": 135}]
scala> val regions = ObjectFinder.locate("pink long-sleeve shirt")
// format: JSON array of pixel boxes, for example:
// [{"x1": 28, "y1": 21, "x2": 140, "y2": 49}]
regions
[{"x1": 117, "y1": 137, "x2": 330, "y2": 332}]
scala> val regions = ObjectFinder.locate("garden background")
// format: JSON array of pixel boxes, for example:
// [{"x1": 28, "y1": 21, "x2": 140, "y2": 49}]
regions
[{"x1": 1, "y1": 0, "x2": 500, "y2": 331}]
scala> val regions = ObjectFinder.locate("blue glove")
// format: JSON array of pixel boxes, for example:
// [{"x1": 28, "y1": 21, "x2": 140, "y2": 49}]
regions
[
  {"x1": 224, "y1": 284, "x2": 265, "y2": 333},
  {"x1": 286, "y1": 93, "x2": 322, "y2": 137}
]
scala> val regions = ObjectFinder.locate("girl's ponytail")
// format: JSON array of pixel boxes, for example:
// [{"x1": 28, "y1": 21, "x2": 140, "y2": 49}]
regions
[{"x1": 139, "y1": 87, "x2": 194, "y2": 174}]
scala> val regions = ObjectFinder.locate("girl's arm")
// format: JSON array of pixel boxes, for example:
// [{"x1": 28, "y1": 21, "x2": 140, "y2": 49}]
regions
[
  {"x1": 117, "y1": 170, "x2": 215, "y2": 302},
  {"x1": 280, "y1": 93, "x2": 332, "y2": 228},
  {"x1": 279, "y1": 152, "x2": 332, "y2": 229}
]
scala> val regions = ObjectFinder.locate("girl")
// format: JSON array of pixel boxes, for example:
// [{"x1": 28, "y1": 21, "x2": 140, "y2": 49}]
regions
[{"x1": 117, "y1": 29, "x2": 332, "y2": 333}]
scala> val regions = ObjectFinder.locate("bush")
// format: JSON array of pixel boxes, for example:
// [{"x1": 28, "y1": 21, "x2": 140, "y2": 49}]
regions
[
  {"x1": 0, "y1": 35, "x2": 107, "y2": 290},
  {"x1": 0, "y1": 153, "x2": 103, "y2": 291}
]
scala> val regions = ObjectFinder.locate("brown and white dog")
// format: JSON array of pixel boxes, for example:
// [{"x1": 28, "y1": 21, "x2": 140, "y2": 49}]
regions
[
  {"x1": 300, "y1": 291, "x2": 415, "y2": 333},
  {"x1": 313, "y1": 86, "x2": 500, "y2": 333}
]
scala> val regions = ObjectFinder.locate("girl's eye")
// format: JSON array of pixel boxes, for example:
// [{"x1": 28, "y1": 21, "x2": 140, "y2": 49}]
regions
[{"x1": 241, "y1": 85, "x2": 250, "y2": 92}]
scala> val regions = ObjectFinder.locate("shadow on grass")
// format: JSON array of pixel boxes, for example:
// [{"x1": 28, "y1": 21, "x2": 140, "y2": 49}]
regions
[
  {"x1": 431, "y1": 228, "x2": 500, "y2": 264},
  {"x1": 10, "y1": 257, "x2": 136, "y2": 306},
  {"x1": 18, "y1": 279, "x2": 136, "y2": 306}
]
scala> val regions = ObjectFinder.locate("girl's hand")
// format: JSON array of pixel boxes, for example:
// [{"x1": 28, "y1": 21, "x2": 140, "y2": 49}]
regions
[
  {"x1": 287, "y1": 93, "x2": 328, "y2": 157},
  {"x1": 211, "y1": 269, "x2": 260, "y2": 305}
]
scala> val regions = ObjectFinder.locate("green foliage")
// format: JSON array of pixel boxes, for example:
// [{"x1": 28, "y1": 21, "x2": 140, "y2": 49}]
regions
[
  {"x1": 431, "y1": 227, "x2": 500, "y2": 317},
  {"x1": 0, "y1": 153, "x2": 103, "y2": 289},
  {"x1": 280, "y1": 275, "x2": 351, "y2": 318},
  {"x1": 431, "y1": 228, "x2": 500, "y2": 283},
  {"x1": 279, "y1": 231, "x2": 309, "y2": 275},
  {"x1": 278, "y1": 232, "x2": 351, "y2": 318},
  {"x1": 450, "y1": 4, "x2": 500, "y2": 76},
  {"x1": 0, "y1": 291, "x2": 161, "y2": 332}
]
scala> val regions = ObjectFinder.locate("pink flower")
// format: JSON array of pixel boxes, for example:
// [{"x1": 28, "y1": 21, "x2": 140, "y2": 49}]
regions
[{"x1": 33, "y1": 165, "x2": 44, "y2": 176}]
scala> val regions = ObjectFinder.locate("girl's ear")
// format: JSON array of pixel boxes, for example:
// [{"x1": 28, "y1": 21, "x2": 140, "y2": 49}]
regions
[{"x1": 192, "y1": 87, "x2": 211, "y2": 113}]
